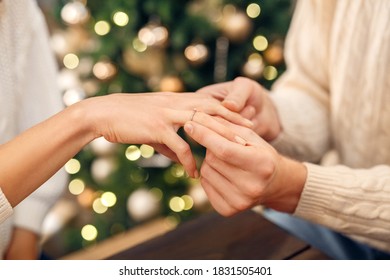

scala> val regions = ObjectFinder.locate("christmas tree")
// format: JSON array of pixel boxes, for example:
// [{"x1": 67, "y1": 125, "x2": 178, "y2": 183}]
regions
[{"x1": 43, "y1": 0, "x2": 293, "y2": 257}]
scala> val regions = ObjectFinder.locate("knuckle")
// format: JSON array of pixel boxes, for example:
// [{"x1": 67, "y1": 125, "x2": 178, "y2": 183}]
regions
[
  {"x1": 216, "y1": 146, "x2": 232, "y2": 160},
  {"x1": 234, "y1": 199, "x2": 251, "y2": 212},
  {"x1": 245, "y1": 184, "x2": 263, "y2": 199},
  {"x1": 220, "y1": 207, "x2": 236, "y2": 217}
]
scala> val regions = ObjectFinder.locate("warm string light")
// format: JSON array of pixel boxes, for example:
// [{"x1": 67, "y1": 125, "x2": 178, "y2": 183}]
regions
[
  {"x1": 94, "y1": 20, "x2": 111, "y2": 36},
  {"x1": 61, "y1": 1, "x2": 90, "y2": 25},
  {"x1": 112, "y1": 11, "x2": 129, "y2": 27},
  {"x1": 81, "y1": 224, "x2": 98, "y2": 241},
  {"x1": 246, "y1": 3, "x2": 261, "y2": 19},
  {"x1": 65, "y1": 158, "x2": 81, "y2": 174}
]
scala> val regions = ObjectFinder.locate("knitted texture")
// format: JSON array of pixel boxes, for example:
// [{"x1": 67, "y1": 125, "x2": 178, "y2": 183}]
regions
[{"x1": 271, "y1": 0, "x2": 390, "y2": 252}]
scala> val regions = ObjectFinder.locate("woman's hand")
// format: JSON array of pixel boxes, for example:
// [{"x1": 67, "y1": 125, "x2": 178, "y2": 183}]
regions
[
  {"x1": 82, "y1": 92, "x2": 251, "y2": 178},
  {"x1": 184, "y1": 112, "x2": 307, "y2": 216},
  {"x1": 197, "y1": 77, "x2": 281, "y2": 141}
]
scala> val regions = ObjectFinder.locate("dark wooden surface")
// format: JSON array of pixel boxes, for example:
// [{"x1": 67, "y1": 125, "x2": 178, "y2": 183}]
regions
[{"x1": 108, "y1": 210, "x2": 331, "y2": 260}]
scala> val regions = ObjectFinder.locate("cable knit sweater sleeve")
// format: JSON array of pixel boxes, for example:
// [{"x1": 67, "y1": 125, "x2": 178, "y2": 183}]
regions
[
  {"x1": 269, "y1": 0, "x2": 390, "y2": 252},
  {"x1": 269, "y1": 0, "x2": 334, "y2": 163}
]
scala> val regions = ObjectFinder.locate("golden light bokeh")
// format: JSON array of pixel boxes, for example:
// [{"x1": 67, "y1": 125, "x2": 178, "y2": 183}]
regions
[
  {"x1": 92, "y1": 61, "x2": 117, "y2": 80},
  {"x1": 263, "y1": 65, "x2": 278, "y2": 80},
  {"x1": 92, "y1": 198, "x2": 108, "y2": 214},
  {"x1": 113, "y1": 11, "x2": 129, "y2": 27},
  {"x1": 63, "y1": 53, "x2": 79, "y2": 69},
  {"x1": 81, "y1": 224, "x2": 98, "y2": 241},
  {"x1": 68, "y1": 178, "x2": 85, "y2": 195},
  {"x1": 65, "y1": 158, "x2": 81, "y2": 174},
  {"x1": 140, "y1": 144, "x2": 155, "y2": 158},
  {"x1": 125, "y1": 145, "x2": 141, "y2": 161},
  {"x1": 246, "y1": 3, "x2": 261, "y2": 18},
  {"x1": 94, "y1": 20, "x2": 111, "y2": 36},
  {"x1": 169, "y1": 196, "x2": 186, "y2": 212},
  {"x1": 132, "y1": 38, "x2": 147, "y2": 52},
  {"x1": 101, "y1": 191, "x2": 117, "y2": 207},
  {"x1": 253, "y1": 35, "x2": 268, "y2": 51},
  {"x1": 181, "y1": 195, "x2": 194, "y2": 210}
]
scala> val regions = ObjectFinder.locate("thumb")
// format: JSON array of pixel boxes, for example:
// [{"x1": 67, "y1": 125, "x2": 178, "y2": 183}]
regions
[{"x1": 222, "y1": 77, "x2": 256, "y2": 112}]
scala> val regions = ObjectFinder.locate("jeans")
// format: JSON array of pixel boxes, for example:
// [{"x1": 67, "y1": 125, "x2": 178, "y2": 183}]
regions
[{"x1": 262, "y1": 209, "x2": 390, "y2": 260}]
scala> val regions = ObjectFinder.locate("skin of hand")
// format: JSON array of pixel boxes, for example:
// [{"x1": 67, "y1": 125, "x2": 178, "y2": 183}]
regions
[
  {"x1": 4, "y1": 227, "x2": 39, "y2": 260},
  {"x1": 183, "y1": 112, "x2": 307, "y2": 217},
  {"x1": 197, "y1": 76, "x2": 281, "y2": 142},
  {"x1": 0, "y1": 92, "x2": 249, "y2": 207},
  {"x1": 121, "y1": 92, "x2": 253, "y2": 163}
]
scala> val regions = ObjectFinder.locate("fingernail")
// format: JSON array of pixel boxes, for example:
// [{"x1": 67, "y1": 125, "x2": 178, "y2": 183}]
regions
[
  {"x1": 244, "y1": 119, "x2": 254, "y2": 127},
  {"x1": 234, "y1": 135, "x2": 247, "y2": 146},
  {"x1": 184, "y1": 123, "x2": 193, "y2": 134}
]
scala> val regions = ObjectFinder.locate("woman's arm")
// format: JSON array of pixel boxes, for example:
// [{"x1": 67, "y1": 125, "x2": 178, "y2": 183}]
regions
[{"x1": 0, "y1": 92, "x2": 249, "y2": 210}]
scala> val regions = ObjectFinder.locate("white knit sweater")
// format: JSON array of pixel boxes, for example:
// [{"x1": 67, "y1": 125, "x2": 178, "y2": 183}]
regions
[
  {"x1": 0, "y1": 0, "x2": 67, "y2": 258},
  {"x1": 271, "y1": 0, "x2": 390, "y2": 252}
]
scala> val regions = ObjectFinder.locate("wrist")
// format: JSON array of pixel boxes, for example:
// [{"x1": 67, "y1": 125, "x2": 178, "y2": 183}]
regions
[
  {"x1": 70, "y1": 97, "x2": 103, "y2": 141},
  {"x1": 265, "y1": 156, "x2": 307, "y2": 213}
]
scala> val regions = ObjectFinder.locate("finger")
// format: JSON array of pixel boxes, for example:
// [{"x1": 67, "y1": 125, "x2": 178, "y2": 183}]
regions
[
  {"x1": 222, "y1": 77, "x2": 256, "y2": 112},
  {"x1": 184, "y1": 120, "x2": 249, "y2": 165},
  {"x1": 191, "y1": 112, "x2": 247, "y2": 145},
  {"x1": 150, "y1": 144, "x2": 180, "y2": 163},
  {"x1": 161, "y1": 131, "x2": 198, "y2": 178},
  {"x1": 211, "y1": 104, "x2": 253, "y2": 128},
  {"x1": 199, "y1": 114, "x2": 262, "y2": 144},
  {"x1": 201, "y1": 160, "x2": 249, "y2": 212},
  {"x1": 169, "y1": 107, "x2": 252, "y2": 130},
  {"x1": 196, "y1": 82, "x2": 231, "y2": 100},
  {"x1": 200, "y1": 176, "x2": 237, "y2": 217},
  {"x1": 240, "y1": 105, "x2": 256, "y2": 120}
]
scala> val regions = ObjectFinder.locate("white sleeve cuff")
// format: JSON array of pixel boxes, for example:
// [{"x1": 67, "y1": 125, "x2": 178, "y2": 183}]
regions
[{"x1": 0, "y1": 187, "x2": 13, "y2": 224}]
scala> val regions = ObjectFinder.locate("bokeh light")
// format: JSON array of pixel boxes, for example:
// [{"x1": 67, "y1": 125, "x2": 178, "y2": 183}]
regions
[
  {"x1": 126, "y1": 145, "x2": 141, "y2": 161},
  {"x1": 182, "y1": 195, "x2": 194, "y2": 210},
  {"x1": 246, "y1": 3, "x2": 261, "y2": 18},
  {"x1": 169, "y1": 196, "x2": 185, "y2": 212},
  {"x1": 101, "y1": 192, "x2": 117, "y2": 207},
  {"x1": 92, "y1": 198, "x2": 108, "y2": 214},
  {"x1": 113, "y1": 11, "x2": 129, "y2": 27},
  {"x1": 94, "y1": 20, "x2": 111, "y2": 36},
  {"x1": 140, "y1": 144, "x2": 155, "y2": 158},
  {"x1": 63, "y1": 53, "x2": 79, "y2": 69},
  {"x1": 68, "y1": 178, "x2": 85, "y2": 195},
  {"x1": 81, "y1": 224, "x2": 98, "y2": 241},
  {"x1": 263, "y1": 65, "x2": 278, "y2": 80},
  {"x1": 253, "y1": 35, "x2": 268, "y2": 51},
  {"x1": 65, "y1": 158, "x2": 81, "y2": 174}
]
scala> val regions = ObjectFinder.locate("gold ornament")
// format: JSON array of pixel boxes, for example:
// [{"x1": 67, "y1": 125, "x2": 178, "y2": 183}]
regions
[
  {"x1": 123, "y1": 45, "x2": 166, "y2": 78},
  {"x1": 159, "y1": 76, "x2": 185, "y2": 92},
  {"x1": 92, "y1": 60, "x2": 117, "y2": 81},
  {"x1": 242, "y1": 53, "x2": 264, "y2": 79},
  {"x1": 184, "y1": 43, "x2": 209, "y2": 66},
  {"x1": 61, "y1": 1, "x2": 89, "y2": 26},
  {"x1": 127, "y1": 188, "x2": 161, "y2": 222},
  {"x1": 138, "y1": 23, "x2": 169, "y2": 48},
  {"x1": 219, "y1": 5, "x2": 252, "y2": 43},
  {"x1": 264, "y1": 42, "x2": 284, "y2": 65}
]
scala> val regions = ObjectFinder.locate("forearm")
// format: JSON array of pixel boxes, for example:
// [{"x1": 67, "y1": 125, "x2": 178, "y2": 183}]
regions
[{"x1": 0, "y1": 101, "x2": 95, "y2": 207}]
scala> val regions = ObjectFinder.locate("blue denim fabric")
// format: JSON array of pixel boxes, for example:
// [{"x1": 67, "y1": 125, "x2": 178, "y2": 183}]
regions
[{"x1": 262, "y1": 209, "x2": 390, "y2": 260}]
